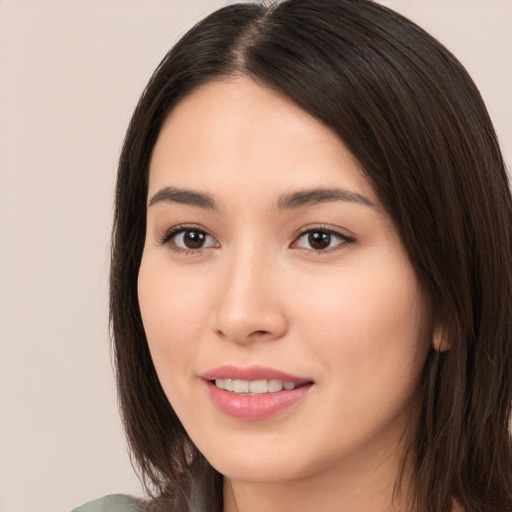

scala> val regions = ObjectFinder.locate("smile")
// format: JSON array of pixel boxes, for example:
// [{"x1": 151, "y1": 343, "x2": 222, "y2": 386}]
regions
[
  {"x1": 214, "y1": 378, "x2": 298, "y2": 394},
  {"x1": 203, "y1": 366, "x2": 313, "y2": 420}
]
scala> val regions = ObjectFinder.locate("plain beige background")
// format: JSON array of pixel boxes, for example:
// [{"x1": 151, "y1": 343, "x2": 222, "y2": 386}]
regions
[{"x1": 0, "y1": 1, "x2": 510, "y2": 511}]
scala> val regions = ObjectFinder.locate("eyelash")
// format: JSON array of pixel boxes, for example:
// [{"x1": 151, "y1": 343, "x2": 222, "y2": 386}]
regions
[
  {"x1": 158, "y1": 224, "x2": 355, "y2": 255},
  {"x1": 158, "y1": 224, "x2": 218, "y2": 254},
  {"x1": 292, "y1": 225, "x2": 355, "y2": 254}
]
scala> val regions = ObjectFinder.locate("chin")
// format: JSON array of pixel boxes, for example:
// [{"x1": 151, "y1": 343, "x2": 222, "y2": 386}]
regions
[
  {"x1": 200, "y1": 440, "x2": 328, "y2": 485},
  {"x1": 197, "y1": 443, "x2": 299, "y2": 483},
  {"x1": 213, "y1": 459, "x2": 301, "y2": 484}
]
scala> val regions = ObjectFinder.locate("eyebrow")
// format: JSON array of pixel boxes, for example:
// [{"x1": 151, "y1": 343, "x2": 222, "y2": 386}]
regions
[
  {"x1": 277, "y1": 188, "x2": 376, "y2": 210},
  {"x1": 148, "y1": 186, "x2": 376, "y2": 211},
  {"x1": 148, "y1": 187, "x2": 218, "y2": 210}
]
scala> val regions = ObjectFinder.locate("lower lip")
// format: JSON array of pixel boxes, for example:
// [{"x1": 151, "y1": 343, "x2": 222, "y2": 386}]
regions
[{"x1": 205, "y1": 381, "x2": 312, "y2": 421}]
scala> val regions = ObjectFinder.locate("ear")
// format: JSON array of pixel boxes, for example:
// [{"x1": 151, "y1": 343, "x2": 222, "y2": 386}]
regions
[{"x1": 432, "y1": 324, "x2": 450, "y2": 352}]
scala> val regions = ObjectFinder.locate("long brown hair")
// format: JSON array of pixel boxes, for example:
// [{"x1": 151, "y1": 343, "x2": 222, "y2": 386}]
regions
[{"x1": 110, "y1": 1, "x2": 512, "y2": 510}]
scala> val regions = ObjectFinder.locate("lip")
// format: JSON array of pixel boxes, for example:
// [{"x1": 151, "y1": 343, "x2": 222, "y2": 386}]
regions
[
  {"x1": 202, "y1": 364, "x2": 310, "y2": 383},
  {"x1": 202, "y1": 365, "x2": 313, "y2": 421}
]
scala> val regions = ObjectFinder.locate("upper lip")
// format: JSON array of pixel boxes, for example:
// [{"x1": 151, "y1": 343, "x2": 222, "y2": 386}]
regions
[{"x1": 202, "y1": 365, "x2": 311, "y2": 383}]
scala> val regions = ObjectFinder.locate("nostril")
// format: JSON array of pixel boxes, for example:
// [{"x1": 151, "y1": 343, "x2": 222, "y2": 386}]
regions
[{"x1": 251, "y1": 330, "x2": 270, "y2": 337}]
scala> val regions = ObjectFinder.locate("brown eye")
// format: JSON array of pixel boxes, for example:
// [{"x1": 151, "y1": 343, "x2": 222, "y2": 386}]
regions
[
  {"x1": 162, "y1": 227, "x2": 219, "y2": 251},
  {"x1": 308, "y1": 231, "x2": 332, "y2": 250},
  {"x1": 182, "y1": 230, "x2": 207, "y2": 249},
  {"x1": 292, "y1": 228, "x2": 351, "y2": 252}
]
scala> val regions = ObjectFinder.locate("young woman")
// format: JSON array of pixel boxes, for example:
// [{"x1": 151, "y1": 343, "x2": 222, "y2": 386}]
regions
[{"x1": 74, "y1": 1, "x2": 512, "y2": 511}]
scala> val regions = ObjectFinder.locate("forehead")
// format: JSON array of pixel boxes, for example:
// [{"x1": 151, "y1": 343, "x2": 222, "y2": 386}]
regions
[{"x1": 148, "y1": 77, "x2": 376, "y2": 205}]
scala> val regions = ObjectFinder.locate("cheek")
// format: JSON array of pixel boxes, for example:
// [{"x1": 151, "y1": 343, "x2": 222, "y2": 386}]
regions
[
  {"x1": 137, "y1": 254, "x2": 212, "y2": 384},
  {"x1": 292, "y1": 256, "x2": 429, "y2": 392},
  {"x1": 286, "y1": 260, "x2": 430, "y2": 461}
]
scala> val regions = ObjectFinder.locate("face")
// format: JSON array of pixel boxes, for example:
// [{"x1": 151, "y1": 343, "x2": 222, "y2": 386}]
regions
[{"x1": 138, "y1": 78, "x2": 432, "y2": 486}]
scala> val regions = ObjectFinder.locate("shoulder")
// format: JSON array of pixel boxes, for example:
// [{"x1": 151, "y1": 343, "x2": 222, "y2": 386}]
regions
[{"x1": 71, "y1": 494, "x2": 145, "y2": 512}]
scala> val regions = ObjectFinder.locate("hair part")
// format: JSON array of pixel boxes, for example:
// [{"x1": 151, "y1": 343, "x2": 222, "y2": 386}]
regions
[{"x1": 110, "y1": 1, "x2": 512, "y2": 511}]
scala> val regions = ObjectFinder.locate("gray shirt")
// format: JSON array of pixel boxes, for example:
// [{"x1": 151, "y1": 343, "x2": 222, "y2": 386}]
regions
[{"x1": 72, "y1": 494, "x2": 145, "y2": 512}]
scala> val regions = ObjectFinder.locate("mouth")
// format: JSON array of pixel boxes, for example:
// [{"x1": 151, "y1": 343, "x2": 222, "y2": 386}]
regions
[
  {"x1": 202, "y1": 365, "x2": 313, "y2": 420},
  {"x1": 212, "y1": 378, "x2": 305, "y2": 395}
]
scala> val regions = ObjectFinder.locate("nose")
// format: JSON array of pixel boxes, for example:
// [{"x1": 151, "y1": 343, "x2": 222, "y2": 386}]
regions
[{"x1": 214, "y1": 250, "x2": 288, "y2": 345}]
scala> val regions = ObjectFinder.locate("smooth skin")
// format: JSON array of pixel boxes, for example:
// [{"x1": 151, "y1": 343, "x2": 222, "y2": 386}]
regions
[{"x1": 138, "y1": 78, "x2": 434, "y2": 512}]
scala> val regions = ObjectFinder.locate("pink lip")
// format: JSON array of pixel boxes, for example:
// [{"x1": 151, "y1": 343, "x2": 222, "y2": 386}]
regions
[
  {"x1": 202, "y1": 365, "x2": 313, "y2": 421},
  {"x1": 202, "y1": 365, "x2": 310, "y2": 383}
]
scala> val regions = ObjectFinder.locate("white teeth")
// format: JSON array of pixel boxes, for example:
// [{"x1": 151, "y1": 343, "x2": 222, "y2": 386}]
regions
[
  {"x1": 233, "y1": 379, "x2": 249, "y2": 393},
  {"x1": 268, "y1": 379, "x2": 283, "y2": 392},
  {"x1": 249, "y1": 380, "x2": 268, "y2": 394},
  {"x1": 214, "y1": 378, "x2": 298, "y2": 394}
]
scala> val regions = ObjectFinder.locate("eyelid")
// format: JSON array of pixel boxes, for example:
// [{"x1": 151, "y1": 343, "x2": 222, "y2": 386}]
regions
[
  {"x1": 290, "y1": 224, "x2": 355, "y2": 253},
  {"x1": 157, "y1": 223, "x2": 353, "y2": 254},
  {"x1": 158, "y1": 224, "x2": 220, "y2": 252}
]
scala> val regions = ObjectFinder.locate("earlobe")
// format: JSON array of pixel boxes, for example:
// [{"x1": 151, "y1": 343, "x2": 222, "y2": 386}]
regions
[{"x1": 432, "y1": 325, "x2": 450, "y2": 352}]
